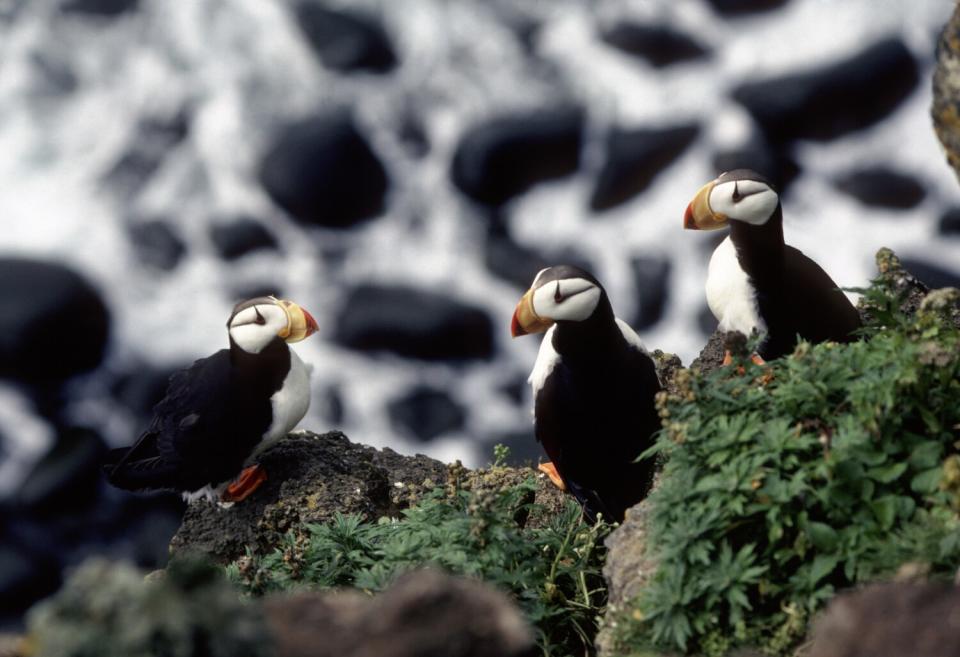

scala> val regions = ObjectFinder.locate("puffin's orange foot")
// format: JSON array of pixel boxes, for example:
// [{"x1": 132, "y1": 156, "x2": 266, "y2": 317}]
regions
[
  {"x1": 538, "y1": 461, "x2": 566, "y2": 491},
  {"x1": 722, "y1": 349, "x2": 733, "y2": 367},
  {"x1": 222, "y1": 464, "x2": 267, "y2": 503},
  {"x1": 722, "y1": 350, "x2": 766, "y2": 374},
  {"x1": 751, "y1": 353, "x2": 766, "y2": 366}
]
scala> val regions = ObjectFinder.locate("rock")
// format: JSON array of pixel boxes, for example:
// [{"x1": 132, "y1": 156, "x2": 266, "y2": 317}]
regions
[
  {"x1": 484, "y1": 429, "x2": 543, "y2": 468},
  {"x1": 169, "y1": 431, "x2": 444, "y2": 562},
  {"x1": 933, "y1": 3, "x2": 960, "y2": 186},
  {"x1": 733, "y1": 38, "x2": 919, "y2": 144},
  {"x1": 834, "y1": 167, "x2": 926, "y2": 209},
  {"x1": 938, "y1": 207, "x2": 960, "y2": 235},
  {"x1": 209, "y1": 218, "x2": 278, "y2": 261},
  {"x1": 127, "y1": 220, "x2": 186, "y2": 271},
  {"x1": 387, "y1": 386, "x2": 467, "y2": 442},
  {"x1": 451, "y1": 107, "x2": 584, "y2": 206},
  {"x1": 333, "y1": 284, "x2": 495, "y2": 361},
  {"x1": 263, "y1": 570, "x2": 535, "y2": 657},
  {"x1": 293, "y1": 3, "x2": 397, "y2": 74},
  {"x1": 600, "y1": 22, "x2": 708, "y2": 68},
  {"x1": 703, "y1": 0, "x2": 789, "y2": 15},
  {"x1": 484, "y1": 221, "x2": 593, "y2": 289},
  {"x1": 808, "y1": 582, "x2": 960, "y2": 657},
  {"x1": 59, "y1": 0, "x2": 138, "y2": 16},
  {"x1": 259, "y1": 113, "x2": 388, "y2": 229},
  {"x1": 589, "y1": 124, "x2": 699, "y2": 211},
  {"x1": 102, "y1": 112, "x2": 190, "y2": 199},
  {"x1": 595, "y1": 500, "x2": 657, "y2": 656},
  {"x1": 711, "y1": 136, "x2": 800, "y2": 193},
  {"x1": 898, "y1": 258, "x2": 960, "y2": 290},
  {"x1": 319, "y1": 384, "x2": 345, "y2": 425},
  {"x1": 0, "y1": 543, "x2": 60, "y2": 616},
  {"x1": 111, "y1": 364, "x2": 178, "y2": 422},
  {"x1": 0, "y1": 258, "x2": 110, "y2": 385},
  {"x1": 630, "y1": 254, "x2": 671, "y2": 330}
]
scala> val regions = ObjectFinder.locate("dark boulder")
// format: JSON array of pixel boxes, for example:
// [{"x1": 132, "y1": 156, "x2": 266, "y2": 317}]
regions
[
  {"x1": 703, "y1": 0, "x2": 789, "y2": 15},
  {"x1": 169, "y1": 431, "x2": 448, "y2": 562},
  {"x1": 733, "y1": 38, "x2": 919, "y2": 144},
  {"x1": 483, "y1": 429, "x2": 542, "y2": 467},
  {"x1": 451, "y1": 107, "x2": 584, "y2": 206},
  {"x1": 209, "y1": 218, "x2": 278, "y2": 260},
  {"x1": 590, "y1": 124, "x2": 699, "y2": 211},
  {"x1": 259, "y1": 113, "x2": 389, "y2": 229},
  {"x1": 127, "y1": 220, "x2": 186, "y2": 271},
  {"x1": 293, "y1": 3, "x2": 397, "y2": 74},
  {"x1": 630, "y1": 254, "x2": 671, "y2": 330},
  {"x1": 111, "y1": 364, "x2": 179, "y2": 422},
  {"x1": 264, "y1": 570, "x2": 535, "y2": 657},
  {"x1": 898, "y1": 259, "x2": 960, "y2": 289},
  {"x1": 834, "y1": 167, "x2": 926, "y2": 209},
  {"x1": 939, "y1": 207, "x2": 960, "y2": 235},
  {"x1": 387, "y1": 386, "x2": 467, "y2": 442},
  {"x1": 0, "y1": 258, "x2": 110, "y2": 385},
  {"x1": 333, "y1": 284, "x2": 495, "y2": 361},
  {"x1": 59, "y1": 0, "x2": 138, "y2": 16},
  {"x1": 711, "y1": 135, "x2": 800, "y2": 193},
  {"x1": 484, "y1": 221, "x2": 593, "y2": 289},
  {"x1": 600, "y1": 22, "x2": 708, "y2": 68},
  {"x1": 16, "y1": 427, "x2": 107, "y2": 514},
  {"x1": 808, "y1": 582, "x2": 960, "y2": 657},
  {"x1": 102, "y1": 112, "x2": 190, "y2": 199}
]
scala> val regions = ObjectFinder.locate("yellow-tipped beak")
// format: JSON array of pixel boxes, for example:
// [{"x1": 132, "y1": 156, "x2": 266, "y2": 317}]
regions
[
  {"x1": 684, "y1": 181, "x2": 728, "y2": 231},
  {"x1": 275, "y1": 299, "x2": 319, "y2": 343},
  {"x1": 511, "y1": 288, "x2": 554, "y2": 337}
]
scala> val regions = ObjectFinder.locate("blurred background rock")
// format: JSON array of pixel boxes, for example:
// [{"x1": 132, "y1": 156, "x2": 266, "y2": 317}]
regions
[{"x1": 1, "y1": 0, "x2": 958, "y2": 628}]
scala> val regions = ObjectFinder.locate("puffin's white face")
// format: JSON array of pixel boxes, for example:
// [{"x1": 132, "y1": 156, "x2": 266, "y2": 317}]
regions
[
  {"x1": 531, "y1": 276, "x2": 601, "y2": 323},
  {"x1": 707, "y1": 179, "x2": 779, "y2": 226},
  {"x1": 228, "y1": 297, "x2": 318, "y2": 354},
  {"x1": 512, "y1": 267, "x2": 603, "y2": 336}
]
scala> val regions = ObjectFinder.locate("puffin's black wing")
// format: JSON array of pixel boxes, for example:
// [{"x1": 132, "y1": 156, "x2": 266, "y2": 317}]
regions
[
  {"x1": 534, "y1": 338, "x2": 661, "y2": 523},
  {"x1": 105, "y1": 350, "x2": 271, "y2": 493},
  {"x1": 782, "y1": 245, "x2": 862, "y2": 344}
]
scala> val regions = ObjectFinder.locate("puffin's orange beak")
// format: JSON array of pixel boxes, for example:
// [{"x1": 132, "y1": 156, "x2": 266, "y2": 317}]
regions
[
  {"x1": 511, "y1": 288, "x2": 553, "y2": 338},
  {"x1": 276, "y1": 299, "x2": 319, "y2": 343},
  {"x1": 684, "y1": 180, "x2": 728, "y2": 231}
]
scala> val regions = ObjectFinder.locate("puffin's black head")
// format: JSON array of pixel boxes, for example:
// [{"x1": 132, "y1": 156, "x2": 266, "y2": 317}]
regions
[
  {"x1": 510, "y1": 265, "x2": 605, "y2": 337},
  {"x1": 683, "y1": 169, "x2": 780, "y2": 231},
  {"x1": 227, "y1": 296, "x2": 319, "y2": 354}
]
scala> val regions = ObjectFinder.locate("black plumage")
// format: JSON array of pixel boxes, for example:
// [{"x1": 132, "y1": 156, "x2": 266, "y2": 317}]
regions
[
  {"x1": 521, "y1": 268, "x2": 662, "y2": 523},
  {"x1": 104, "y1": 338, "x2": 290, "y2": 493}
]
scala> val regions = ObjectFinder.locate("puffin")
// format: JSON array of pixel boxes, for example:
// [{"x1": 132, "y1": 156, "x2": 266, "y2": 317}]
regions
[
  {"x1": 684, "y1": 169, "x2": 861, "y2": 362},
  {"x1": 511, "y1": 265, "x2": 662, "y2": 523},
  {"x1": 105, "y1": 296, "x2": 318, "y2": 503}
]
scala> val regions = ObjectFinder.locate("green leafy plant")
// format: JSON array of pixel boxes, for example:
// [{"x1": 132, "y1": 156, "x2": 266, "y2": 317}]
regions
[
  {"x1": 618, "y1": 272, "x2": 960, "y2": 655},
  {"x1": 227, "y1": 475, "x2": 611, "y2": 657}
]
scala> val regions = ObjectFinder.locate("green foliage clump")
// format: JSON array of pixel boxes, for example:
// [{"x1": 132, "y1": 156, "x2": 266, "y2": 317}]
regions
[
  {"x1": 227, "y1": 475, "x2": 610, "y2": 656},
  {"x1": 618, "y1": 276, "x2": 960, "y2": 655},
  {"x1": 26, "y1": 557, "x2": 271, "y2": 657}
]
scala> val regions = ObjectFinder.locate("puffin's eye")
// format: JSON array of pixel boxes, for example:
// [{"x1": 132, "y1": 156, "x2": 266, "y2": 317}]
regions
[
  {"x1": 554, "y1": 282, "x2": 564, "y2": 304},
  {"x1": 254, "y1": 308, "x2": 266, "y2": 325},
  {"x1": 732, "y1": 182, "x2": 743, "y2": 203}
]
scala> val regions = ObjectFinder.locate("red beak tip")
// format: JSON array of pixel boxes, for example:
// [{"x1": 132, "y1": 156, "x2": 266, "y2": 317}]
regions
[
  {"x1": 510, "y1": 313, "x2": 525, "y2": 338},
  {"x1": 683, "y1": 204, "x2": 697, "y2": 230},
  {"x1": 303, "y1": 308, "x2": 319, "y2": 335}
]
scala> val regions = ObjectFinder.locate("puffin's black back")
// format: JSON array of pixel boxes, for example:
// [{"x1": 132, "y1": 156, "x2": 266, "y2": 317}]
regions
[
  {"x1": 105, "y1": 339, "x2": 290, "y2": 492},
  {"x1": 534, "y1": 297, "x2": 661, "y2": 523}
]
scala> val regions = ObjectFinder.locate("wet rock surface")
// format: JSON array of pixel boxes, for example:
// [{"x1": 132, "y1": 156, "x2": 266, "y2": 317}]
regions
[
  {"x1": 0, "y1": 258, "x2": 110, "y2": 386},
  {"x1": 127, "y1": 219, "x2": 187, "y2": 271},
  {"x1": 933, "y1": 1, "x2": 960, "y2": 186},
  {"x1": 387, "y1": 385, "x2": 467, "y2": 442},
  {"x1": 733, "y1": 38, "x2": 919, "y2": 144},
  {"x1": 834, "y1": 167, "x2": 927, "y2": 209},
  {"x1": 259, "y1": 113, "x2": 389, "y2": 229},
  {"x1": 630, "y1": 254, "x2": 671, "y2": 330},
  {"x1": 264, "y1": 569, "x2": 536, "y2": 657},
  {"x1": 293, "y1": 3, "x2": 397, "y2": 74},
  {"x1": 333, "y1": 284, "x2": 495, "y2": 361},
  {"x1": 590, "y1": 124, "x2": 699, "y2": 211},
  {"x1": 600, "y1": 22, "x2": 708, "y2": 68},
  {"x1": 209, "y1": 218, "x2": 278, "y2": 261},
  {"x1": 451, "y1": 108, "x2": 584, "y2": 206}
]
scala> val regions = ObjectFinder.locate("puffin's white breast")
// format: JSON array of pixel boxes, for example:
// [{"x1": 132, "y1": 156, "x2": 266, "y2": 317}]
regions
[
  {"x1": 251, "y1": 350, "x2": 313, "y2": 459},
  {"x1": 706, "y1": 236, "x2": 766, "y2": 336}
]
